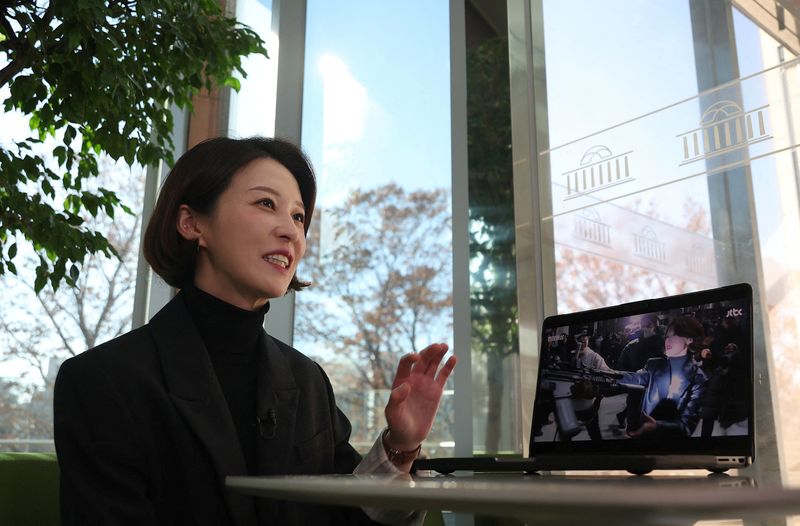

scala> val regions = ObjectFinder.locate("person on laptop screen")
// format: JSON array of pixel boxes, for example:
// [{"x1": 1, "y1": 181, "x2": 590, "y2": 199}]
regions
[{"x1": 620, "y1": 316, "x2": 709, "y2": 438}]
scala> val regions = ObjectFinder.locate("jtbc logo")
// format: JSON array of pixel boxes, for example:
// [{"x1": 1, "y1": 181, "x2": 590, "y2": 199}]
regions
[{"x1": 726, "y1": 308, "x2": 743, "y2": 318}]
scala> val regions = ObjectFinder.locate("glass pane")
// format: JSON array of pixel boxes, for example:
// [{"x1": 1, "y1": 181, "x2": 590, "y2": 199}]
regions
[
  {"x1": 732, "y1": 3, "x2": 800, "y2": 487},
  {"x1": 228, "y1": 0, "x2": 277, "y2": 139},
  {"x1": 295, "y1": 0, "x2": 454, "y2": 455},
  {"x1": 465, "y1": 3, "x2": 522, "y2": 455},
  {"x1": 537, "y1": 0, "x2": 800, "y2": 482},
  {"x1": 0, "y1": 73, "x2": 145, "y2": 451}
]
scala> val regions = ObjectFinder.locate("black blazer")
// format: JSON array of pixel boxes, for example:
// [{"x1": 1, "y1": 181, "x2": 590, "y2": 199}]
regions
[{"x1": 54, "y1": 294, "x2": 378, "y2": 525}]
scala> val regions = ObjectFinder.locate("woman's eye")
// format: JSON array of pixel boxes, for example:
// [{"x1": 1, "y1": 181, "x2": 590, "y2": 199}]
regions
[
  {"x1": 259, "y1": 198, "x2": 275, "y2": 209},
  {"x1": 293, "y1": 213, "x2": 305, "y2": 223}
]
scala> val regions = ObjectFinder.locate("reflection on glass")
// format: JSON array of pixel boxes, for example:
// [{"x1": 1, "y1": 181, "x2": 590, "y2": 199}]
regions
[
  {"x1": 538, "y1": 1, "x2": 800, "y2": 484},
  {"x1": 465, "y1": 21, "x2": 521, "y2": 453},
  {"x1": 742, "y1": 11, "x2": 800, "y2": 487},
  {"x1": 295, "y1": 0, "x2": 454, "y2": 455}
]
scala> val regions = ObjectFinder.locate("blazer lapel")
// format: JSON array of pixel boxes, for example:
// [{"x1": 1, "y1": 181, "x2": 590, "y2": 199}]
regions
[
  {"x1": 149, "y1": 294, "x2": 257, "y2": 526},
  {"x1": 255, "y1": 333, "x2": 299, "y2": 523}
]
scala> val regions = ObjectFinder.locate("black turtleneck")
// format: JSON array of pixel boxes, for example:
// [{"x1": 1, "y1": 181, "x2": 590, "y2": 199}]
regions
[{"x1": 180, "y1": 284, "x2": 269, "y2": 475}]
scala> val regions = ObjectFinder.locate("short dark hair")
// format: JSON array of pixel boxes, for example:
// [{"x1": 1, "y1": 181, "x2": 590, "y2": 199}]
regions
[
  {"x1": 667, "y1": 315, "x2": 704, "y2": 353},
  {"x1": 640, "y1": 313, "x2": 657, "y2": 328},
  {"x1": 143, "y1": 136, "x2": 317, "y2": 291}
]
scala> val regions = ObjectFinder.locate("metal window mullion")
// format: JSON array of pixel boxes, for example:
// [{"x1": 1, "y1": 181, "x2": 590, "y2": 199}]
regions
[
  {"x1": 267, "y1": 0, "x2": 308, "y2": 346},
  {"x1": 131, "y1": 104, "x2": 190, "y2": 328},
  {"x1": 450, "y1": 0, "x2": 474, "y2": 459},
  {"x1": 508, "y1": 0, "x2": 552, "y2": 454}
]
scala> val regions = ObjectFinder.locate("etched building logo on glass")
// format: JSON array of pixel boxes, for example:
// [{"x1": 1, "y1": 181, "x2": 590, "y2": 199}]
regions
[
  {"x1": 633, "y1": 226, "x2": 666, "y2": 263},
  {"x1": 562, "y1": 145, "x2": 633, "y2": 200},
  {"x1": 677, "y1": 100, "x2": 770, "y2": 165},
  {"x1": 686, "y1": 242, "x2": 714, "y2": 277},
  {"x1": 572, "y1": 208, "x2": 612, "y2": 247}
]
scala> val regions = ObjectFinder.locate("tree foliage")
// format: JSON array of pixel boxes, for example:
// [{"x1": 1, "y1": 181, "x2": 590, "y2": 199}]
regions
[
  {"x1": 466, "y1": 36, "x2": 518, "y2": 452},
  {"x1": 296, "y1": 184, "x2": 453, "y2": 391},
  {"x1": 0, "y1": 0, "x2": 266, "y2": 292},
  {"x1": 467, "y1": 36, "x2": 517, "y2": 360},
  {"x1": 0, "y1": 160, "x2": 144, "y2": 445}
]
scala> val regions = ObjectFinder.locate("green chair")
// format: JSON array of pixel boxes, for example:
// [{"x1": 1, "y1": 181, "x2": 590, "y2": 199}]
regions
[
  {"x1": 0, "y1": 453, "x2": 447, "y2": 526},
  {"x1": 423, "y1": 510, "x2": 445, "y2": 526},
  {"x1": 0, "y1": 452, "x2": 60, "y2": 526}
]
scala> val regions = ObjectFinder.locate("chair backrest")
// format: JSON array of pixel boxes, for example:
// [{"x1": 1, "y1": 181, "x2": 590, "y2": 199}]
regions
[{"x1": 0, "y1": 452, "x2": 60, "y2": 526}]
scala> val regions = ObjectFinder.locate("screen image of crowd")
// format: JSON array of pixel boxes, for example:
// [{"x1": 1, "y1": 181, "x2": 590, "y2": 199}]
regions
[{"x1": 533, "y1": 301, "x2": 750, "y2": 442}]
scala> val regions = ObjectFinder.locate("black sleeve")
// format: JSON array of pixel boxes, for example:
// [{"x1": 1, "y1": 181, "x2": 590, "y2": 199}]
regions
[
  {"x1": 315, "y1": 363, "x2": 385, "y2": 526},
  {"x1": 314, "y1": 363, "x2": 363, "y2": 474},
  {"x1": 54, "y1": 356, "x2": 159, "y2": 526}
]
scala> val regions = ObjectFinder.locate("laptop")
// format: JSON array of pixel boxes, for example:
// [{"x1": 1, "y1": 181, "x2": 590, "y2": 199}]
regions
[{"x1": 414, "y1": 283, "x2": 755, "y2": 475}]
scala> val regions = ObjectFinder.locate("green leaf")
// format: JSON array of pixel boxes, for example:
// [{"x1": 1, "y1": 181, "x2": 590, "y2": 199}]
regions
[
  {"x1": 67, "y1": 31, "x2": 82, "y2": 51},
  {"x1": 49, "y1": 273, "x2": 62, "y2": 292},
  {"x1": 2, "y1": 0, "x2": 269, "y2": 291},
  {"x1": 34, "y1": 270, "x2": 47, "y2": 294},
  {"x1": 42, "y1": 178, "x2": 55, "y2": 197},
  {"x1": 8, "y1": 243, "x2": 17, "y2": 258},
  {"x1": 53, "y1": 145, "x2": 68, "y2": 166},
  {"x1": 223, "y1": 76, "x2": 241, "y2": 91},
  {"x1": 64, "y1": 126, "x2": 77, "y2": 145}
]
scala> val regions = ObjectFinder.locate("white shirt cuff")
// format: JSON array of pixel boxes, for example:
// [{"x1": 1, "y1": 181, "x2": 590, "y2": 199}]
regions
[{"x1": 353, "y1": 429, "x2": 426, "y2": 526}]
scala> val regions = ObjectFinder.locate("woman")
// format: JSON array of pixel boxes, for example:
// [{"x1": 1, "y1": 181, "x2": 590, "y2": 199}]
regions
[
  {"x1": 620, "y1": 315, "x2": 707, "y2": 438},
  {"x1": 53, "y1": 137, "x2": 456, "y2": 525}
]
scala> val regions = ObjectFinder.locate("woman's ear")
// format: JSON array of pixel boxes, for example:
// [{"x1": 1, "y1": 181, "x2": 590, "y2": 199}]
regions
[{"x1": 176, "y1": 205, "x2": 204, "y2": 245}]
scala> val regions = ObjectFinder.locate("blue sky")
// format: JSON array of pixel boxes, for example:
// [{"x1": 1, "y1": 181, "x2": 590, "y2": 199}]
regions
[
  {"x1": 543, "y1": 1, "x2": 699, "y2": 148},
  {"x1": 539, "y1": 1, "x2": 789, "y2": 247},
  {"x1": 300, "y1": 0, "x2": 452, "y2": 207}
]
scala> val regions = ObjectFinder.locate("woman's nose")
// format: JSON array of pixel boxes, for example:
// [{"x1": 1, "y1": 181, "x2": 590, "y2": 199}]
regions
[{"x1": 274, "y1": 214, "x2": 300, "y2": 240}]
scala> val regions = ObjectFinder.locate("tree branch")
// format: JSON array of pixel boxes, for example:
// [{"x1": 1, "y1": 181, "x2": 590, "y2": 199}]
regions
[
  {"x1": 0, "y1": 0, "x2": 55, "y2": 90},
  {"x1": 347, "y1": 354, "x2": 373, "y2": 388},
  {"x1": 14, "y1": 277, "x2": 77, "y2": 355},
  {"x1": 34, "y1": 293, "x2": 78, "y2": 356},
  {"x1": 93, "y1": 215, "x2": 139, "y2": 336},
  {"x1": 0, "y1": 12, "x2": 17, "y2": 44},
  {"x1": 0, "y1": 57, "x2": 24, "y2": 91}
]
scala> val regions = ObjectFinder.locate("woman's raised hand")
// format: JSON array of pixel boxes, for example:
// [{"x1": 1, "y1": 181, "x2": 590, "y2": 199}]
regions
[{"x1": 383, "y1": 343, "x2": 457, "y2": 456}]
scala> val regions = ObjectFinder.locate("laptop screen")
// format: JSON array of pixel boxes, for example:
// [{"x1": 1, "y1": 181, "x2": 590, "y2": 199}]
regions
[{"x1": 529, "y1": 283, "x2": 754, "y2": 461}]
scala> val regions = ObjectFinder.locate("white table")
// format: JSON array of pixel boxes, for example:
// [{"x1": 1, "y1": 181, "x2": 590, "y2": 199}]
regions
[{"x1": 226, "y1": 472, "x2": 800, "y2": 525}]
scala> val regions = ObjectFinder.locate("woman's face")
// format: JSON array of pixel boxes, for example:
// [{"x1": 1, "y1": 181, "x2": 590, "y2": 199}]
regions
[
  {"x1": 189, "y1": 158, "x2": 307, "y2": 310},
  {"x1": 664, "y1": 328, "x2": 691, "y2": 357}
]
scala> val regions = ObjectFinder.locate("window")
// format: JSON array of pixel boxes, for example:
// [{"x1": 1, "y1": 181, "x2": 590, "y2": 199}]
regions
[
  {"x1": 517, "y1": 0, "x2": 800, "y2": 482},
  {"x1": 294, "y1": 0, "x2": 455, "y2": 455},
  {"x1": 0, "y1": 68, "x2": 145, "y2": 450}
]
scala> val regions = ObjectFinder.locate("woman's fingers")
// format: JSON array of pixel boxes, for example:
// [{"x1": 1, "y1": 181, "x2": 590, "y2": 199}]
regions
[
  {"x1": 435, "y1": 355, "x2": 457, "y2": 387},
  {"x1": 418, "y1": 343, "x2": 449, "y2": 377},
  {"x1": 391, "y1": 353, "x2": 420, "y2": 389},
  {"x1": 389, "y1": 382, "x2": 411, "y2": 405},
  {"x1": 392, "y1": 343, "x2": 455, "y2": 389}
]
